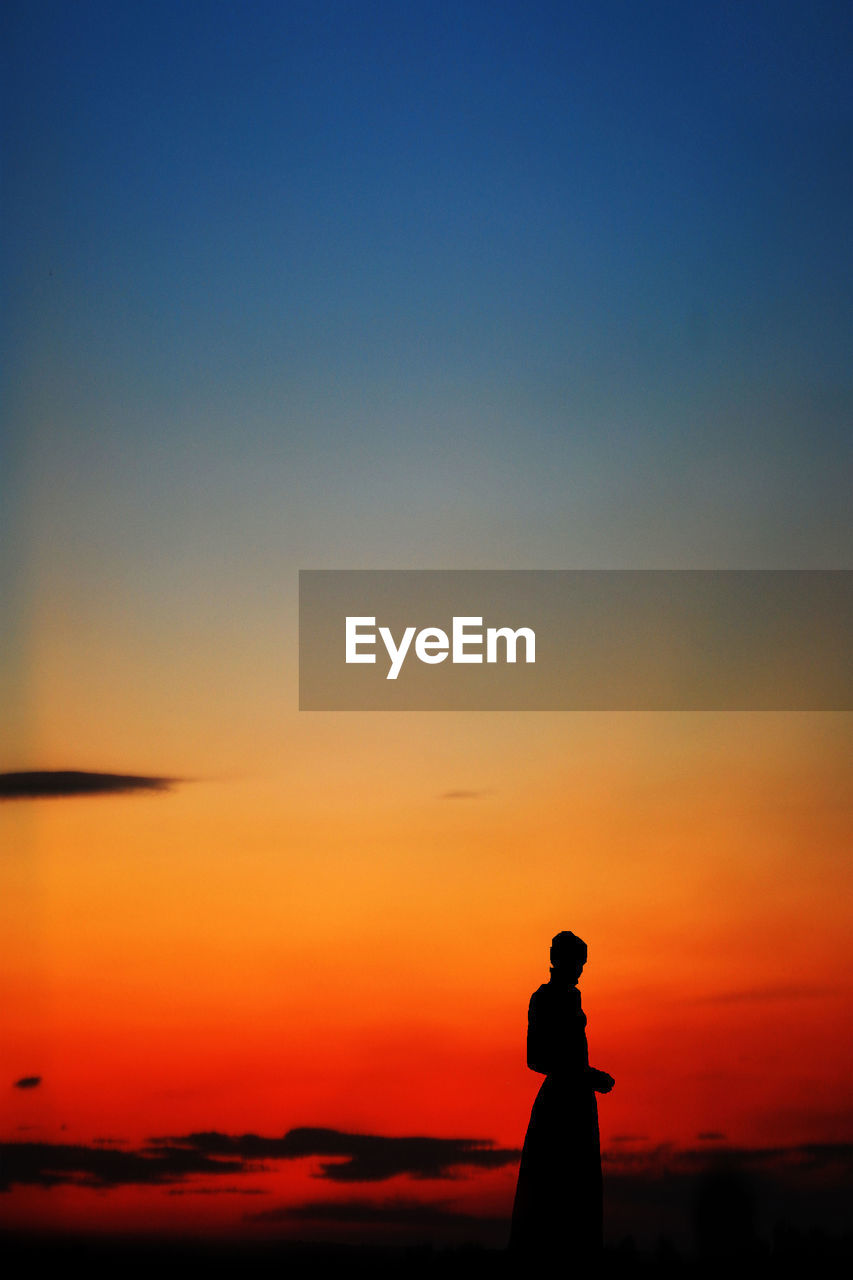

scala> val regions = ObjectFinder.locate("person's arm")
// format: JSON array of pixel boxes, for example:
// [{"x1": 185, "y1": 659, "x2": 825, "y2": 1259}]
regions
[
  {"x1": 587, "y1": 1066, "x2": 615, "y2": 1093},
  {"x1": 526, "y1": 992, "x2": 550, "y2": 1074}
]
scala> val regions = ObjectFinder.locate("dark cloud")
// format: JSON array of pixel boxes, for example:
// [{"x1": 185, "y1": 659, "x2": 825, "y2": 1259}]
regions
[
  {"x1": 251, "y1": 1146, "x2": 853, "y2": 1245},
  {"x1": 440, "y1": 790, "x2": 486, "y2": 800},
  {"x1": 13, "y1": 1076, "x2": 41, "y2": 1090},
  {"x1": 610, "y1": 1134, "x2": 649, "y2": 1143},
  {"x1": 602, "y1": 1141, "x2": 853, "y2": 1174},
  {"x1": 0, "y1": 1141, "x2": 248, "y2": 1191},
  {"x1": 0, "y1": 1129, "x2": 518, "y2": 1193},
  {"x1": 0, "y1": 771, "x2": 177, "y2": 801},
  {"x1": 697, "y1": 1132, "x2": 726, "y2": 1141},
  {"x1": 677, "y1": 1142, "x2": 853, "y2": 1173},
  {"x1": 250, "y1": 1196, "x2": 495, "y2": 1226},
  {"x1": 602, "y1": 1140, "x2": 853, "y2": 1247},
  {"x1": 6, "y1": 1131, "x2": 849, "y2": 1249},
  {"x1": 158, "y1": 1129, "x2": 521, "y2": 1182}
]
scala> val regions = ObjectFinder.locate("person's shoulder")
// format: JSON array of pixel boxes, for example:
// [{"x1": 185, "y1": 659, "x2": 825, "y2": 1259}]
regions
[{"x1": 528, "y1": 983, "x2": 550, "y2": 1006}]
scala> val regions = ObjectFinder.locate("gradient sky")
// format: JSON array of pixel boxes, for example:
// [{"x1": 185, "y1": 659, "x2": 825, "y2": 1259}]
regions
[{"x1": 2, "y1": 0, "x2": 851, "y2": 1249}]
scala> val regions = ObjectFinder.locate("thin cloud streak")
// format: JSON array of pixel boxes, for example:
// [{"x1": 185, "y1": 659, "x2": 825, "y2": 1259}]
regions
[
  {"x1": 689, "y1": 984, "x2": 834, "y2": 1005},
  {"x1": 0, "y1": 1141, "x2": 247, "y2": 1190},
  {"x1": 0, "y1": 771, "x2": 178, "y2": 801},
  {"x1": 249, "y1": 1197, "x2": 496, "y2": 1226},
  {"x1": 157, "y1": 1129, "x2": 521, "y2": 1182}
]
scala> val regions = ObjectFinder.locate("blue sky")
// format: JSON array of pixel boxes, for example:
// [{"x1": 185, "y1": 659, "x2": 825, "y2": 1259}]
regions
[{"x1": 3, "y1": 1, "x2": 851, "y2": 692}]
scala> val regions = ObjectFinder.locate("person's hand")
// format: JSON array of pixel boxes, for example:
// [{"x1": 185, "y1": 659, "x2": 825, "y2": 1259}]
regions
[{"x1": 591, "y1": 1069, "x2": 615, "y2": 1093}]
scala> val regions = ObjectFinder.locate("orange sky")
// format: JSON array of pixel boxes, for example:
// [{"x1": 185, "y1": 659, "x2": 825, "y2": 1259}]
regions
[{"x1": 3, "y1": 708, "x2": 851, "y2": 1241}]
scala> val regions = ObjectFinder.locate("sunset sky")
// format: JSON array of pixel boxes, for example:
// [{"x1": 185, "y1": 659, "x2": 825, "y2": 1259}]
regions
[{"x1": 2, "y1": 0, "x2": 851, "y2": 1250}]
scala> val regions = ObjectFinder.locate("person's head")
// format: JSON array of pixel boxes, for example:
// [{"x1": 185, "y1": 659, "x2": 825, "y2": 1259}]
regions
[{"x1": 550, "y1": 930, "x2": 588, "y2": 982}]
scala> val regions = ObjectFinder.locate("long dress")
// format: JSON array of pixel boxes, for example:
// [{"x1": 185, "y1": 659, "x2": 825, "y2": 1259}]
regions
[{"x1": 508, "y1": 977, "x2": 603, "y2": 1261}]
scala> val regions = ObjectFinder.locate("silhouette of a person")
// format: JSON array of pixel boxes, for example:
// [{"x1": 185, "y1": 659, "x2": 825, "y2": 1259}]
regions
[{"x1": 509, "y1": 931, "x2": 614, "y2": 1263}]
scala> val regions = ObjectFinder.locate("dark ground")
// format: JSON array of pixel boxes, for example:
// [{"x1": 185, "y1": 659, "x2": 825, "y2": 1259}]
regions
[{"x1": 1, "y1": 1230, "x2": 850, "y2": 1279}]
